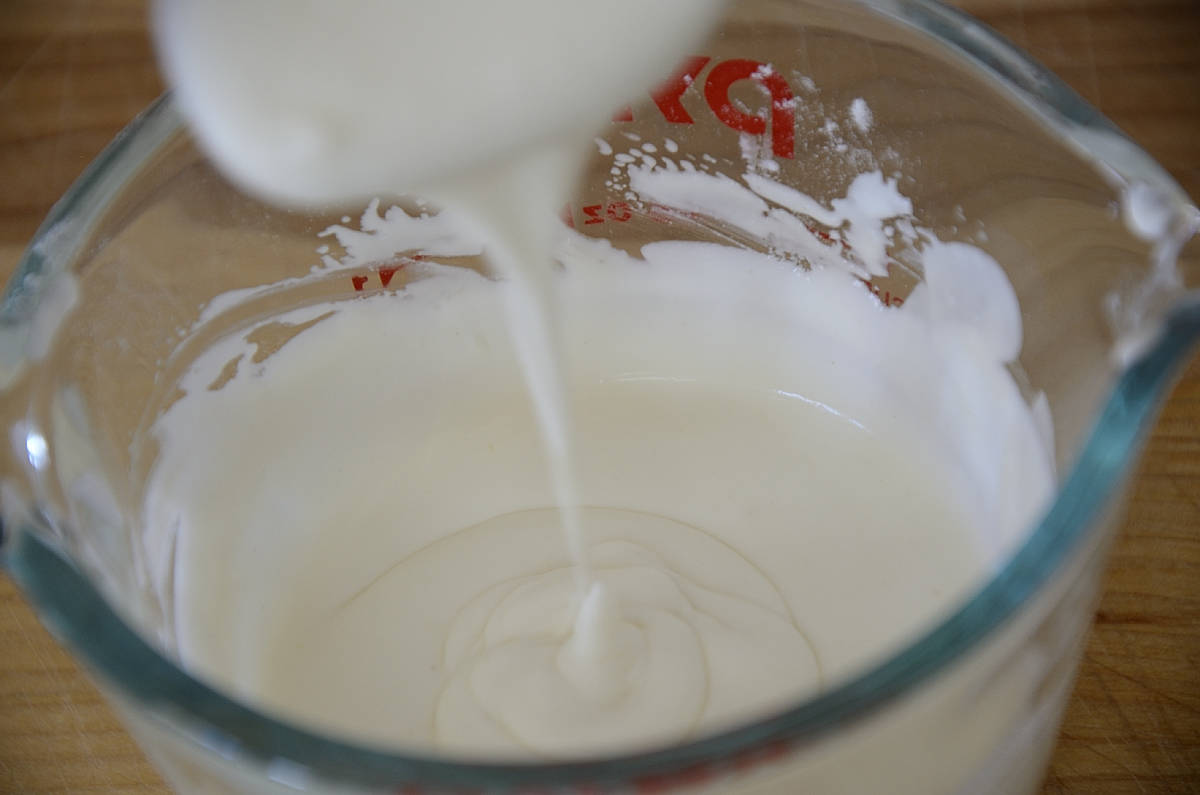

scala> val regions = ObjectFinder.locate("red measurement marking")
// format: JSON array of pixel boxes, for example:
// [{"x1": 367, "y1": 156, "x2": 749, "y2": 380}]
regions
[
  {"x1": 860, "y1": 277, "x2": 906, "y2": 307},
  {"x1": 650, "y1": 55, "x2": 711, "y2": 123},
  {"x1": 613, "y1": 55, "x2": 798, "y2": 161},
  {"x1": 574, "y1": 201, "x2": 635, "y2": 226},
  {"x1": 803, "y1": 222, "x2": 853, "y2": 253},
  {"x1": 704, "y1": 58, "x2": 795, "y2": 159},
  {"x1": 606, "y1": 200, "x2": 632, "y2": 222},
  {"x1": 349, "y1": 261, "x2": 412, "y2": 291},
  {"x1": 378, "y1": 265, "x2": 400, "y2": 287},
  {"x1": 646, "y1": 202, "x2": 686, "y2": 223}
]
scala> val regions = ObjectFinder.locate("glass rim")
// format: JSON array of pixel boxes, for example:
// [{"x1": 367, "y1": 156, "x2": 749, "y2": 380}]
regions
[{"x1": 4, "y1": 0, "x2": 1200, "y2": 789}]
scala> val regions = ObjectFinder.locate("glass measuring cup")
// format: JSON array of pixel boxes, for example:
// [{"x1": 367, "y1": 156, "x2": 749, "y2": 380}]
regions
[{"x1": 1, "y1": 1, "x2": 1197, "y2": 793}]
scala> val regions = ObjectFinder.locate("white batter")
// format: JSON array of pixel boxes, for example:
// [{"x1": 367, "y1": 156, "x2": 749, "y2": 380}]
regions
[{"x1": 149, "y1": 0, "x2": 1055, "y2": 764}]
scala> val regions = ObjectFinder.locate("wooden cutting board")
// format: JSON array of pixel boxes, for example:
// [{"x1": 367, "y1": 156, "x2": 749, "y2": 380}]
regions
[{"x1": 0, "y1": 1, "x2": 1196, "y2": 792}]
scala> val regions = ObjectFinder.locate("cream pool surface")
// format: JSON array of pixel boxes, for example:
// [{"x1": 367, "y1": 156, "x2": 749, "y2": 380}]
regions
[{"x1": 142, "y1": 196, "x2": 1054, "y2": 758}]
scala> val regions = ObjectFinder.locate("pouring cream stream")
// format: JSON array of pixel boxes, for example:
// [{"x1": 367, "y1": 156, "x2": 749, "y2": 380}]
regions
[{"x1": 153, "y1": 0, "x2": 726, "y2": 599}]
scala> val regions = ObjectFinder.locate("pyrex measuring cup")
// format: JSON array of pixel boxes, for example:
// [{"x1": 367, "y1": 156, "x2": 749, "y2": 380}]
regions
[{"x1": 1, "y1": 0, "x2": 1198, "y2": 793}]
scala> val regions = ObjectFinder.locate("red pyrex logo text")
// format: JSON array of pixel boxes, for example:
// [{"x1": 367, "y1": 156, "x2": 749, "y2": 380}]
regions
[{"x1": 613, "y1": 56, "x2": 796, "y2": 160}]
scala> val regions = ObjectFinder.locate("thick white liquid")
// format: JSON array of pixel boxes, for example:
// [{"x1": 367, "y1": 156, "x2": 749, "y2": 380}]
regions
[
  {"x1": 144, "y1": 232, "x2": 1053, "y2": 757},
  {"x1": 153, "y1": 0, "x2": 726, "y2": 603},
  {"x1": 149, "y1": 0, "x2": 1054, "y2": 765}
]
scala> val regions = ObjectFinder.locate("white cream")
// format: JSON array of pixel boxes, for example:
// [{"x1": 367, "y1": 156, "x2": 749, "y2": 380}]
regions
[
  {"x1": 149, "y1": 0, "x2": 1054, "y2": 769},
  {"x1": 152, "y1": 0, "x2": 726, "y2": 210},
  {"x1": 143, "y1": 175, "x2": 1053, "y2": 757},
  {"x1": 153, "y1": 0, "x2": 728, "y2": 607}
]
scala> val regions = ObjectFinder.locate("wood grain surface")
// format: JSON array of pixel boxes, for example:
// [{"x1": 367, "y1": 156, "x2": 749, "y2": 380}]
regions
[{"x1": 0, "y1": 1, "x2": 1197, "y2": 792}]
